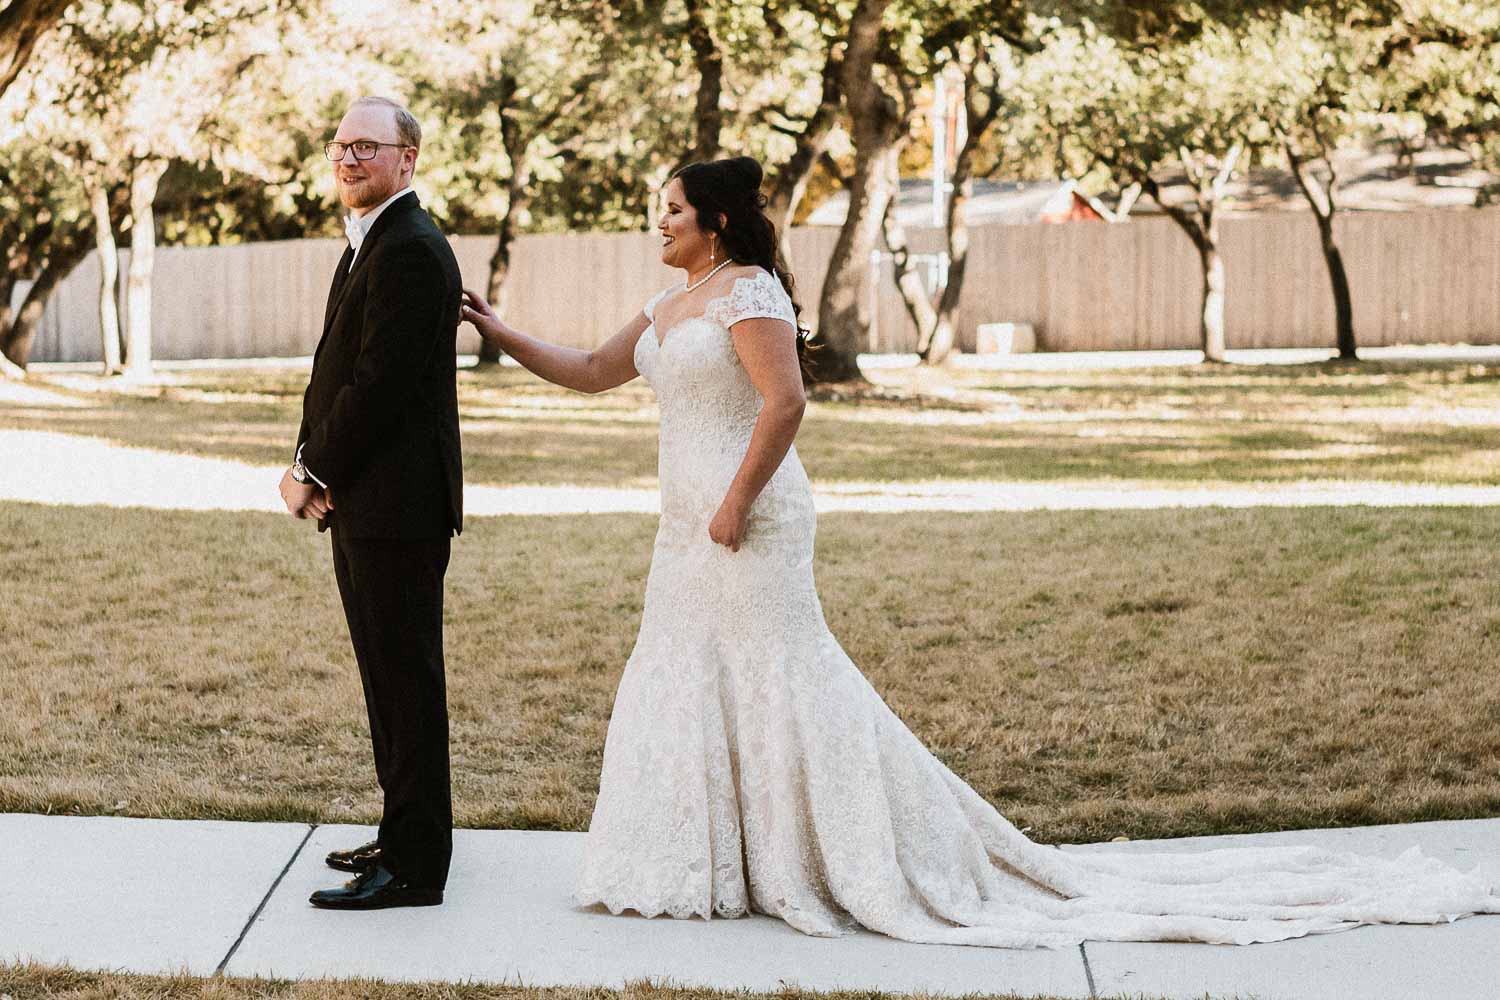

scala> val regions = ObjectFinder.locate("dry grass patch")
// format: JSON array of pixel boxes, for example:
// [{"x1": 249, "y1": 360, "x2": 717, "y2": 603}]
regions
[
  {"x1": 5, "y1": 359, "x2": 1498, "y2": 487},
  {"x1": 3, "y1": 499, "x2": 1499, "y2": 844},
  {"x1": 0, "y1": 963, "x2": 1111, "y2": 1000}
]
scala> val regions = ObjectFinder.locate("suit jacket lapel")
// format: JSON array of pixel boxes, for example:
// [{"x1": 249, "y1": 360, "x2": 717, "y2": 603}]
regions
[
  {"x1": 322, "y1": 246, "x2": 355, "y2": 331},
  {"x1": 322, "y1": 192, "x2": 419, "y2": 335},
  {"x1": 310, "y1": 245, "x2": 356, "y2": 368}
]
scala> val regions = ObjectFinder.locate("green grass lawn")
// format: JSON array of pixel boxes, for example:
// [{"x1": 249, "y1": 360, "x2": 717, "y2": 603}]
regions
[
  {"x1": 4, "y1": 498, "x2": 1498, "y2": 844},
  {"x1": 6, "y1": 357, "x2": 1498, "y2": 487}
]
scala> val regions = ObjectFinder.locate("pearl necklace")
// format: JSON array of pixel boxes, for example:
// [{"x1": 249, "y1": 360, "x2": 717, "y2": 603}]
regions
[{"x1": 683, "y1": 258, "x2": 732, "y2": 293}]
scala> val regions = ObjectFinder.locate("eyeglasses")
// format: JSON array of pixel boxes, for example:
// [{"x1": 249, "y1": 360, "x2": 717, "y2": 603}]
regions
[{"x1": 324, "y1": 140, "x2": 410, "y2": 162}]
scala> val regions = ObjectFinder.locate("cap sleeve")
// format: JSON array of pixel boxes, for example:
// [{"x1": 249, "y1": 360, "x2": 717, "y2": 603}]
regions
[
  {"x1": 643, "y1": 285, "x2": 675, "y2": 322},
  {"x1": 711, "y1": 270, "x2": 797, "y2": 330}
]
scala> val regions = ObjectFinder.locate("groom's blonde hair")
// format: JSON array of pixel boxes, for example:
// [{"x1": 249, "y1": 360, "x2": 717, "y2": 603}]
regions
[{"x1": 352, "y1": 95, "x2": 422, "y2": 149}]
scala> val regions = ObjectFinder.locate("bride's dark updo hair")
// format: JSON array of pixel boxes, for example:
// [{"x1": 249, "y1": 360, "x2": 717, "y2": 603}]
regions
[{"x1": 672, "y1": 156, "x2": 812, "y2": 367}]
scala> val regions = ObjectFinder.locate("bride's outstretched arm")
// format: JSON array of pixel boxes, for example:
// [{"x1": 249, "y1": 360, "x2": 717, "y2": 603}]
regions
[
  {"x1": 711, "y1": 317, "x2": 807, "y2": 551},
  {"x1": 460, "y1": 288, "x2": 647, "y2": 394}
]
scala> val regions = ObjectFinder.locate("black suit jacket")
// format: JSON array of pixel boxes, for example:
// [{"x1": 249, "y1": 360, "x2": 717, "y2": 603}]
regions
[{"x1": 295, "y1": 192, "x2": 463, "y2": 539}]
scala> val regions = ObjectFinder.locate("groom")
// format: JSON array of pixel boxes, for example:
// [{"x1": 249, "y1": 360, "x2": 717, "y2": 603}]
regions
[{"x1": 278, "y1": 95, "x2": 464, "y2": 909}]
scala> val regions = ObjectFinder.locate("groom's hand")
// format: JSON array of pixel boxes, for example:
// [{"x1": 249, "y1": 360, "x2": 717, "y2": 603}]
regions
[
  {"x1": 302, "y1": 488, "x2": 331, "y2": 519},
  {"x1": 279, "y1": 467, "x2": 323, "y2": 519}
]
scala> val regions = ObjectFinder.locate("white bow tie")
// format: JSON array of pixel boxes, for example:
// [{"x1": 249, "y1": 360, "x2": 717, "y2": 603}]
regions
[{"x1": 344, "y1": 214, "x2": 363, "y2": 253}]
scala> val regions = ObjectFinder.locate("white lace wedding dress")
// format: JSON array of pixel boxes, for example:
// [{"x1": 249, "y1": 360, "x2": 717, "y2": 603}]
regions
[{"x1": 572, "y1": 268, "x2": 1500, "y2": 948}]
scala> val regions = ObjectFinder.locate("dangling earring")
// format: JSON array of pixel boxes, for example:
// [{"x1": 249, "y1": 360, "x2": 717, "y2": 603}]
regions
[{"x1": 710, "y1": 238, "x2": 716, "y2": 264}]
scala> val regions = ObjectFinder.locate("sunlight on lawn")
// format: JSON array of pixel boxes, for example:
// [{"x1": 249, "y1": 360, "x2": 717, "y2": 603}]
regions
[{"x1": 3, "y1": 356, "x2": 1498, "y2": 492}]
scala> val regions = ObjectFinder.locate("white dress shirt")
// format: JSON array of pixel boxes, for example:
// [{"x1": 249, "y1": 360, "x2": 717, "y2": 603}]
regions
[{"x1": 345, "y1": 185, "x2": 414, "y2": 270}]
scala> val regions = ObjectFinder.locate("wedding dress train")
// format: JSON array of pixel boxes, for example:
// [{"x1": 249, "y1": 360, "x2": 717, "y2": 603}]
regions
[{"x1": 572, "y1": 268, "x2": 1500, "y2": 948}]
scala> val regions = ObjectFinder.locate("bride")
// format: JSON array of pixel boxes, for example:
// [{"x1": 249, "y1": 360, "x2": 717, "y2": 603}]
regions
[{"x1": 458, "y1": 155, "x2": 1498, "y2": 948}]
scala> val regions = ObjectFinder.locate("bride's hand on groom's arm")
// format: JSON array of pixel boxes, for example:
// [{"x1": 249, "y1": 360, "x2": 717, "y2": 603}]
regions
[
  {"x1": 460, "y1": 288, "x2": 512, "y2": 343},
  {"x1": 458, "y1": 288, "x2": 645, "y2": 395}
]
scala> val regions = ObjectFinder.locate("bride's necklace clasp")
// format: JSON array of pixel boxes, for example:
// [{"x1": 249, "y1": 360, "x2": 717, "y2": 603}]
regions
[{"x1": 684, "y1": 258, "x2": 732, "y2": 294}]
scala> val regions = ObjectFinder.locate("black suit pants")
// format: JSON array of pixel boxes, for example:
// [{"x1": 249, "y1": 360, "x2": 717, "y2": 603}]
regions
[{"x1": 330, "y1": 526, "x2": 453, "y2": 889}]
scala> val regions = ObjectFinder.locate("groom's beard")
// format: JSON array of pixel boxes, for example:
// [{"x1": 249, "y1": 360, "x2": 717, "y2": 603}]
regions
[{"x1": 338, "y1": 171, "x2": 393, "y2": 211}]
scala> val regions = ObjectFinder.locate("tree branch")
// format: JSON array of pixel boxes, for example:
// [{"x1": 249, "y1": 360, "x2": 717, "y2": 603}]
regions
[{"x1": 0, "y1": 0, "x2": 74, "y2": 100}]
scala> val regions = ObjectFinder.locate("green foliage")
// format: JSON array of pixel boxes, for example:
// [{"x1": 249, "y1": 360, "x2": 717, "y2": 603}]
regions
[
  {"x1": 1379, "y1": 1, "x2": 1500, "y2": 201},
  {"x1": 3, "y1": 0, "x2": 1500, "y2": 248},
  {"x1": 0, "y1": 136, "x2": 92, "y2": 298}
]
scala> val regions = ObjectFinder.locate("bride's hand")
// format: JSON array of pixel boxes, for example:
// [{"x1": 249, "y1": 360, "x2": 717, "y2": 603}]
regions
[
  {"x1": 460, "y1": 288, "x2": 512, "y2": 343},
  {"x1": 709, "y1": 498, "x2": 749, "y2": 552}
]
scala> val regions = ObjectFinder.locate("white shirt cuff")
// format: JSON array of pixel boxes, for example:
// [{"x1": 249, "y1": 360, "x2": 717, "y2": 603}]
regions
[{"x1": 295, "y1": 444, "x2": 328, "y2": 489}]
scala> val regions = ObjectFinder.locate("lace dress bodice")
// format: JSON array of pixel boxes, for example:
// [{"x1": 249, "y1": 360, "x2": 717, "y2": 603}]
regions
[{"x1": 632, "y1": 271, "x2": 813, "y2": 553}]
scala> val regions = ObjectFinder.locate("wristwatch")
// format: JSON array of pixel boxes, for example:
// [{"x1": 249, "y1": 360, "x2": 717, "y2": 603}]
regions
[{"x1": 290, "y1": 460, "x2": 311, "y2": 485}]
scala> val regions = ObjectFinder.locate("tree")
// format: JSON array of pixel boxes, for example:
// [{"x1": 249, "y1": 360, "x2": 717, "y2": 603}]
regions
[
  {"x1": 646, "y1": 0, "x2": 839, "y2": 226},
  {"x1": 678, "y1": 0, "x2": 723, "y2": 166},
  {"x1": 413, "y1": 0, "x2": 842, "y2": 356},
  {"x1": 87, "y1": 184, "x2": 122, "y2": 369},
  {"x1": 24, "y1": 0, "x2": 287, "y2": 377},
  {"x1": 1052, "y1": 15, "x2": 1278, "y2": 361},
  {"x1": 809, "y1": 0, "x2": 903, "y2": 382},
  {"x1": 1259, "y1": 2, "x2": 1500, "y2": 359},
  {"x1": 761, "y1": 2, "x2": 845, "y2": 236},
  {"x1": 0, "y1": 0, "x2": 74, "y2": 99},
  {"x1": 408, "y1": 0, "x2": 620, "y2": 364},
  {"x1": 1375, "y1": 1, "x2": 1500, "y2": 201},
  {"x1": 884, "y1": 14, "x2": 1045, "y2": 365},
  {"x1": 0, "y1": 138, "x2": 95, "y2": 369},
  {"x1": 673, "y1": 0, "x2": 851, "y2": 254},
  {"x1": 1249, "y1": 7, "x2": 1379, "y2": 360},
  {"x1": 812, "y1": 0, "x2": 1033, "y2": 381}
]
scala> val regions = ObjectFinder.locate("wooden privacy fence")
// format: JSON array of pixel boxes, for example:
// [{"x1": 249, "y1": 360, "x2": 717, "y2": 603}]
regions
[{"x1": 22, "y1": 207, "x2": 1500, "y2": 364}]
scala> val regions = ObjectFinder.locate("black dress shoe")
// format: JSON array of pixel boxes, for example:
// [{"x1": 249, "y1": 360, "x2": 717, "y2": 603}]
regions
[
  {"x1": 325, "y1": 840, "x2": 383, "y2": 873},
  {"x1": 309, "y1": 864, "x2": 443, "y2": 910}
]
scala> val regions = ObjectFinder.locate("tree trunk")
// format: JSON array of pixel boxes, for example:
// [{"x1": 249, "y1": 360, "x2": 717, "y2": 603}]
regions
[
  {"x1": 1114, "y1": 182, "x2": 1143, "y2": 218},
  {"x1": 925, "y1": 176, "x2": 970, "y2": 364},
  {"x1": 882, "y1": 191, "x2": 937, "y2": 354},
  {"x1": 1320, "y1": 218, "x2": 1356, "y2": 359},
  {"x1": 2, "y1": 238, "x2": 92, "y2": 368},
  {"x1": 0, "y1": 277, "x2": 18, "y2": 375},
  {"x1": 811, "y1": 0, "x2": 896, "y2": 384},
  {"x1": 475, "y1": 224, "x2": 510, "y2": 366},
  {"x1": 0, "y1": 0, "x2": 73, "y2": 100},
  {"x1": 765, "y1": 44, "x2": 841, "y2": 236},
  {"x1": 812, "y1": 140, "x2": 899, "y2": 382},
  {"x1": 925, "y1": 100, "x2": 984, "y2": 364},
  {"x1": 90, "y1": 181, "x2": 122, "y2": 374},
  {"x1": 678, "y1": 0, "x2": 722, "y2": 168},
  {"x1": 1286, "y1": 142, "x2": 1357, "y2": 359},
  {"x1": 917, "y1": 47, "x2": 1006, "y2": 366},
  {"x1": 125, "y1": 158, "x2": 168, "y2": 380},
  {"x1": 1140, "y1": 145, "x2": 1240, "y2": 364},
  {"x1": 479, "y1": 93, "x2": 537, "y2": 367},
  {"x1": 479, "y1": 185, "x2": 529, "y2": 367},
  {"x1": 0, "y1": 276, "x2": 14, "y2": 342},
  {"x1": 1199, "y1": 237, "x2": 1227, "y2": 362}
]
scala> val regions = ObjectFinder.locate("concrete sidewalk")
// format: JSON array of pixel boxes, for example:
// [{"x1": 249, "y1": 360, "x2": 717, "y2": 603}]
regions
[{"x1": 2, "y1": 814, "x2": 1498, "y2": 999}]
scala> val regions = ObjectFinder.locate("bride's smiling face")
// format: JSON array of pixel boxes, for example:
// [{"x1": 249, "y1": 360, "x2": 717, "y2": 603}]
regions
[{"x1": 657, "y1": 178, "x2": 717, "y2": 274}]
